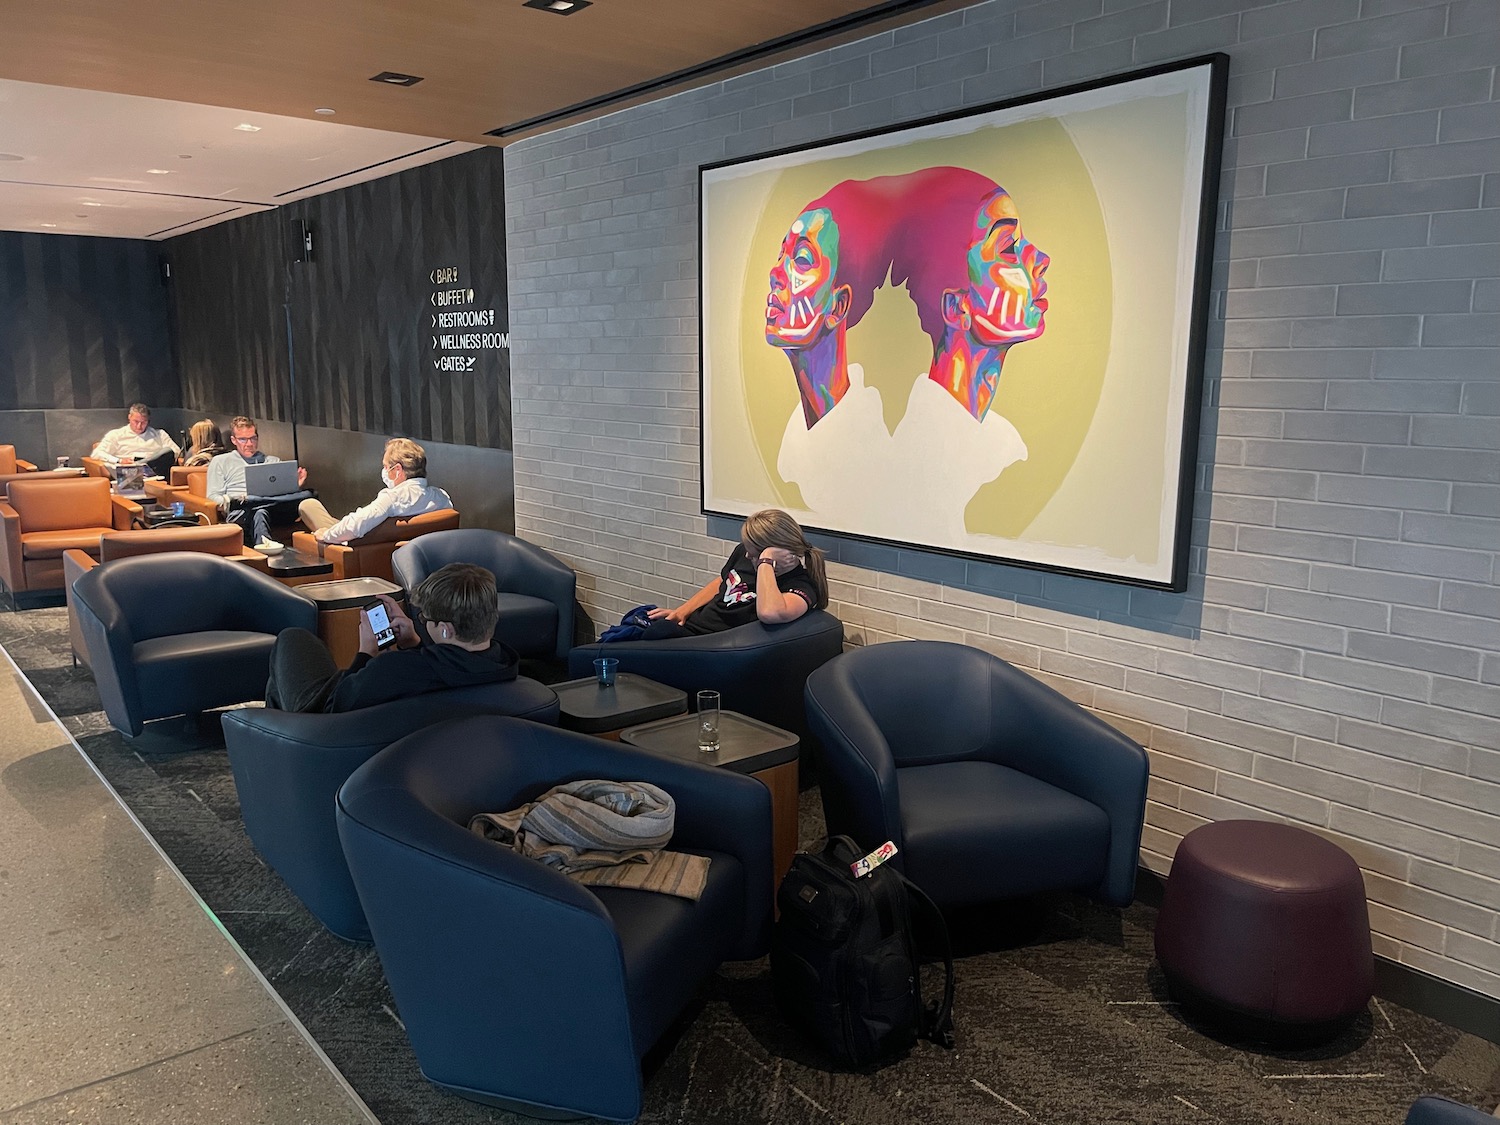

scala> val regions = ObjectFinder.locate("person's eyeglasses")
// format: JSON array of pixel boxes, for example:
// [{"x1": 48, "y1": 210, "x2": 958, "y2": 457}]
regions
[{"x1": 232, "y1": 435, "x2": 258, "y2": 445}]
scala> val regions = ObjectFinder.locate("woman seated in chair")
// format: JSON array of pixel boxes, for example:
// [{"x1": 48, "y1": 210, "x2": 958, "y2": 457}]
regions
[
  {"x1": 642, "y1": 509, "x2": 828, "y2": 639},
  {"x1": 183, "y1": 419, "x2": 228, "y2": 467}
]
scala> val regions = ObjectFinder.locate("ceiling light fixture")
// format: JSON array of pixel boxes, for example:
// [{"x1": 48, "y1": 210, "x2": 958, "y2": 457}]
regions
[
  {"x1": 523, "y1": 0, "x2": 591, "y2": 13},
  {"x1": 235, "y1": 123, "x2": 262, "y2": 132},
  {"x1": 146, "y1": 168, "x2": 171, "y2": 174},
  {"x1": 314, "y1": 107, "x2": 336, "y2": 115},
  {"x1": 370, "y1": 71, "x2": 424, "y2": 86}
]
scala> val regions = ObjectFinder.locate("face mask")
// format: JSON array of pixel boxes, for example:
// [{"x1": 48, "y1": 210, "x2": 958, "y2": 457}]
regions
[{"x1": 381, "y1": 469, "x2": 395, "y2": 488}]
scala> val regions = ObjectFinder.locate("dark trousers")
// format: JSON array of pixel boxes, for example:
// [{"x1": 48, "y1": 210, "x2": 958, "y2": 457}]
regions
[
  {"x1": 226, "y1": 502, "x2": 273, "y2": 547},
  {"x1": 265, "y1": 627, "x2": 340, "y2": 713}
]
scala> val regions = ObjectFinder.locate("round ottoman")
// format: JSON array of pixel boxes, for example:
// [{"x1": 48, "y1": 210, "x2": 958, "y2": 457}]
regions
[{"x1": 1155, "y1": 820, "x2": 1374, "y2": 1033}]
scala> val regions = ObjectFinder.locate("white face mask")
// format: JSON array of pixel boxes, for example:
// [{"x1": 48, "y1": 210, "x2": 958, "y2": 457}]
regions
[{"x1": 381, "y1": 468, "x2": 396, "y2": 488}]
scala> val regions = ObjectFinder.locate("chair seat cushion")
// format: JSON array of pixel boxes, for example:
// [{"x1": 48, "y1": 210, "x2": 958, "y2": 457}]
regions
[
  {"x1": 134, "y1": 631, "x2": 278, "y2": 720},
  {"x1": 22, "y1": 529, "x2": 113, "y2": 559},
  {"x1": 493, "y1": 593, "x2": 557, "y2": 659},
  {"x1": 594, "y1": 848, "x2": 744, "y2": 1054},
  {"x1": 897, "y1": 760, "x2": 1110, "y2": 906}
]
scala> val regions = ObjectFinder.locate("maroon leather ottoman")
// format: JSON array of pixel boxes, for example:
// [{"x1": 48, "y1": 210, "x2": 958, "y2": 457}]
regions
[{"x1": 1155, "y1": 820, "x2": 1374, "y2": 1032}]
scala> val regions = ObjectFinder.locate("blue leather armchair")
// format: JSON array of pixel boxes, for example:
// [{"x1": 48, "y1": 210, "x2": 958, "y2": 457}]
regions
[
  {"x1": 1406, "y1": 1097, "x2": 1495, "y2": 1124},
  {"x1": 392, "y1": 529, "x2": 576, "y2": 662},
  {"x1": 222, "y1": 680, "x2": 560, "y2": 941},
  {"x1": 336, "y1": 716, "x2": 773, "y2": 1122},
  {"x1": 73, "y1": 553, "x2": 316, "y2": 737},
  {"x1": 568, "y1": 609, "x2": 844, "y2": 751},
  {"x1": 804, "y1": 640, "x2": 1149, "y2": 909}
]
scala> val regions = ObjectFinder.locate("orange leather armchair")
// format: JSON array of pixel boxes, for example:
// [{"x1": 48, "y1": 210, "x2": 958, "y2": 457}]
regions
[
  {"x1": 64, "y1": 524, "x2": 271, "y2": 667},
  {"x1": 0, "y1": 477, "x2": 140, "y2": 596},
  {"x1": 0, "y1": 445, "x2": 37, "y2": 475},
  {"x1": 291, "y1": 507, "x2": 460, "y2": 582},
  {"x1": 81, "y1": 455, "x2": 113, "y2": 478}
]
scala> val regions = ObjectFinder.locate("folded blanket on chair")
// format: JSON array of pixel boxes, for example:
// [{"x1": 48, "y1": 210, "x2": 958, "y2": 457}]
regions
[{"x1": 470, "y1": 779, "x2": 709, "y2": 901}]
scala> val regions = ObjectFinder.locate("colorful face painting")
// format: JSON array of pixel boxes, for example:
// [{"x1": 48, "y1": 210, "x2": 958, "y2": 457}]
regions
[
  {"x1": 961, "y1": 188, "x2": 1050, "y2": 347},
  {"x1": 764, "y1": 208, "x2": 842, "y2": 350}
]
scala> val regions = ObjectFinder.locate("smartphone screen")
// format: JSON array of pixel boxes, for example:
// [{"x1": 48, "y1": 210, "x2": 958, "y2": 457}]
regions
[{"x1": 364, "y1": 601, "x2": 397, "y2": 651}]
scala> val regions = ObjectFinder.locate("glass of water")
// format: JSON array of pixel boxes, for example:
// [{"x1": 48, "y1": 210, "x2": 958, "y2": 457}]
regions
[{"x1": 697, "y1": 690, "x2": 721, "y2": 752}]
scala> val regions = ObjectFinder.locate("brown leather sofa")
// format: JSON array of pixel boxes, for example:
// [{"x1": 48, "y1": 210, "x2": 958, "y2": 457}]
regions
[
  {"x1": 0, "y1": 445, "x2": 38, "y2": 475},
  {"x1": 291, "y1": 507, "x2": 460, "y2": 582},
  {"x1": 0, "y1": 477, "x2": 140, "y2": 597},
  {"x1": 64, "y1": 525, "x2": 272, "y2": 667}
]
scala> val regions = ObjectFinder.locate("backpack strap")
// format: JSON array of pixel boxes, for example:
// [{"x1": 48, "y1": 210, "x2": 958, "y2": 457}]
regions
[{"x1": 898, "y1": 874, "x2": 956, "y2": 1049}]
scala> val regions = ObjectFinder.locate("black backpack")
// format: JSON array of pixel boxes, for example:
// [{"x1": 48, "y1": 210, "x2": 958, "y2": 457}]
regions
[{"x1": 770, "y1": 835, "x2": 955, "y2": 1069}]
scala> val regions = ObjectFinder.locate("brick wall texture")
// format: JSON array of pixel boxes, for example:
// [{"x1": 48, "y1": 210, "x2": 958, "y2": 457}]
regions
[{"x1": 505, "y1": 0, "x2": 1500, "y2": 999}]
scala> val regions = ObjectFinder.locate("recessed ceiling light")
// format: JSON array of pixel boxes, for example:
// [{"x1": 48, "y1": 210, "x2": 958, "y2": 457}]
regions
[
  {"x1": 147, "y1": 168, "x2": 171, "y2": 174},
  {"x1": 314, "y1": 107, "x2": 336, "y2": 115},
  {"x1": 81, "y1": 201, "x2": 103, "y2": 207},
  {"x1": 0, "y1": 152, "x2": 24, "y2": 162},
  {"x1": 523, "y1": 0, "x2": 591, "y2": 12},
  {"x1": 370, "y1": 71, "x2": 424, "y2": 86},
  {"x1": 235, "y1": 123, "x2": 262, "y2": 132},
  {"x1": 39, "y1": 222, "x2": 56, "y2": 228}
]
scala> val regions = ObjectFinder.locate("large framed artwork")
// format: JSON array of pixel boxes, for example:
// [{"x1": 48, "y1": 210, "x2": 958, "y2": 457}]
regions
[{"x1": 700, "y1": 54, "x2": 1227, "y2": 590}]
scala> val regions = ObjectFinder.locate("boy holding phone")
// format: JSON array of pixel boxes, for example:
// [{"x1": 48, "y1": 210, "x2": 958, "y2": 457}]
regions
[{"x1": 265, "y1": 562, "x2": 519, "y2": 713}]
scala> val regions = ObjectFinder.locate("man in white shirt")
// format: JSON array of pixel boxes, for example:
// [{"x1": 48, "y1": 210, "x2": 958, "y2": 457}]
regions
[
  {"x1": 90, "y1": 403, "x2": 181, "y2": 476},
  {"x1": 298, "y1": 438, "x2": 453, "y2": 544},
  {"x1": 205, "y1": 416, "x2": 307, "y2": 548}
]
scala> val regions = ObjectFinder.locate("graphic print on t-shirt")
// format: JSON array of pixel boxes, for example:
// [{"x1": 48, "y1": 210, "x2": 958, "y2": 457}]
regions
[{"x1": 721, "y1": 567, "x2": 755, "y2": 606}]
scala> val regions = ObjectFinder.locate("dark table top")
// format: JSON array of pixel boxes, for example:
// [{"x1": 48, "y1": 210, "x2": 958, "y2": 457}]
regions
[
  {"x1": 553, "y1": 673, "x2": 687, "y2": 734},
  {"x1": 264, "y1": 547, "x2": 334, "y2": 577},
  {"x1": 621, "y1": 710, "x2": 799, "y2": 775},
  {"x1": 297, "y1": 576, "x2": 403, "y2": 609}
]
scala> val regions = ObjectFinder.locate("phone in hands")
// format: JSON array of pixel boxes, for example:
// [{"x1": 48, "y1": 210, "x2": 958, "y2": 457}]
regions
[{"x1": 363, "y1": 600, "x2": 399, "y2": 652}]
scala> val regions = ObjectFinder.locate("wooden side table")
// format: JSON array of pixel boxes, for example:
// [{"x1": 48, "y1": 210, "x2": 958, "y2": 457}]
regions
[
  {"x1": 620, "y1": 711, "x2": 799, "y2": 895},
  {"x1": 297, "y1": 576, "x2": 404, "y2": 666},
  {"x1": 552, "y1": 673, "x2": 687, "y2": 739}
]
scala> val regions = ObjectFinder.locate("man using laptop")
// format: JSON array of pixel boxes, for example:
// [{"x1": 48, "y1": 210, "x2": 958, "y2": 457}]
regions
[{"x1": 205, "y1": 416, "x2": 308, "y2": 549}]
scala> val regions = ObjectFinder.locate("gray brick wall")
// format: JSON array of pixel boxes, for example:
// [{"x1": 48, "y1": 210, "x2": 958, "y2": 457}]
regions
[{"x1": 506, "y1": 0, "x2": 1500, "y2": 999}]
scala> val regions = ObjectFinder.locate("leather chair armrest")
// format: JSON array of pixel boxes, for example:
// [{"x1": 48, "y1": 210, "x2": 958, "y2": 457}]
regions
[
  {"x1": 0, "y1": 500, "x2": 23, "y2": 594},
  {"x1": 175, "y1": 492, "x2": 221, "y2": 524},
  {"x1": 1405, "y1": 1098, "x2": 1495, "y2": 1125},
  {"x1": 144, "y1": 479, "x2": 184, "y2": 502},
  {"x1": 63, "y1": 549, "x2": 100, "y2": 665},
  {"x1": 72, "y1": 568, "x2": 144, "y2": 735},
  {"x1": 15, "y1": 458, "x2": 37, "y2": 473},
  {"x1": 234, "y1": 547, "x2": 272, "y2": 572},
  {"x1": 110, "y1": 494, "x2": 143, "y2": 530},
  {"x1": 290, "y1": 530, "x2": 322, "y2": 558},
  {"x1": 507, "y1": 544, "x2": 577, "y2": 661},
  {"x1": 804, "y1": 665, "x2": 904, "y2": 858},
  {"x1": 82, "y1": 456, "x2": 111, "y2": 478}
]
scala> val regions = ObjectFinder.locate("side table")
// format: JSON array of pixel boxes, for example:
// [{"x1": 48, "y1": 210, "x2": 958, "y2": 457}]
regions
[
  {"x1": 265, "y1": 547, "x2": 335, "y2": 588},
  {"x1": 553, "y1": 673, "x2": 687, "y2": 738},
  {"x1": 296, "y1": 576, "x2": 405, "y2": 667},
  {"x1": 620, "y1": 710, "x2": 799, "y2": 894}
]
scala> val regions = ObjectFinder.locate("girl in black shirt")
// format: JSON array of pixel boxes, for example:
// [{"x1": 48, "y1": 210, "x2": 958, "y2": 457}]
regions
[{"x1": 642, "y1": 509, "x2": 829, "y2": 639}]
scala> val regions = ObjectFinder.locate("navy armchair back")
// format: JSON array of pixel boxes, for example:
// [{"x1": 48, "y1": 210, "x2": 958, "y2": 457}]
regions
[
  {"x1": 336, "y1": 717, "x2": 773, "y2": 1122},
  {"x1": 569, "y1": 609, "x2": 844, "y2": 752},
  {"x1": 222, "y1": 679, "x2": 560, "y2": 941},
  {"x1": 805, "y1": 640, "x2": 1149, "y2": 909},
  {"x1": 1405, "y1": 1098, "x2": 1495, "y2": 1125},
  {"x1": 392, "y1": 529, "x2": 576, "y2": 662},
  {"x1": 73, "y1": 553, "x2": 316, "y2": 737}
]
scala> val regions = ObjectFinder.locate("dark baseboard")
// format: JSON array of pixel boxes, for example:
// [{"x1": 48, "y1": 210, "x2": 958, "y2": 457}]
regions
[{"x1": 1134, "y1": 865, "x2": 1499, "y2": 1046}]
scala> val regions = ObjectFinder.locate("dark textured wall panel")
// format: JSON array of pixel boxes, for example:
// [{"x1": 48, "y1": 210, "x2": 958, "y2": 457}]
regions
[
  {"x1": 0, "y1": 232, "x2": 177, "y2": 411},
  {"x1": 168, "y1": 146, "x2": 510, "y2": 451}
]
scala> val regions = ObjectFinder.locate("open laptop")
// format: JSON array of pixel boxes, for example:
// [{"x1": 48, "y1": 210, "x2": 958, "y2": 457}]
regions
[
  {"x1": 111, "y1": 463, "x2": 151, "y2": 499},
  {"x1": 243, "y1": 460, "x2": 301, "y2": 500}
]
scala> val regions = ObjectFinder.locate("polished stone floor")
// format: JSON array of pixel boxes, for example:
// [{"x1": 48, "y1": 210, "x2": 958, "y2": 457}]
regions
[{"x1": 0, "y1": 652, "x2": 377, "y2": 1125}]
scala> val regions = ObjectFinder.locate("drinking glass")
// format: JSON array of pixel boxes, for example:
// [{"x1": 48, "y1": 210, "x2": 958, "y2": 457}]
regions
[
  {"x1": 697, "y1": 690, "x2": 721, "y2": 752},
  {"x1": 55, "y1": 456, "x2": 69, "y2": 469},
  {"x1": 593, "y1": 657, "x2": 619, "y2": 687}
]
